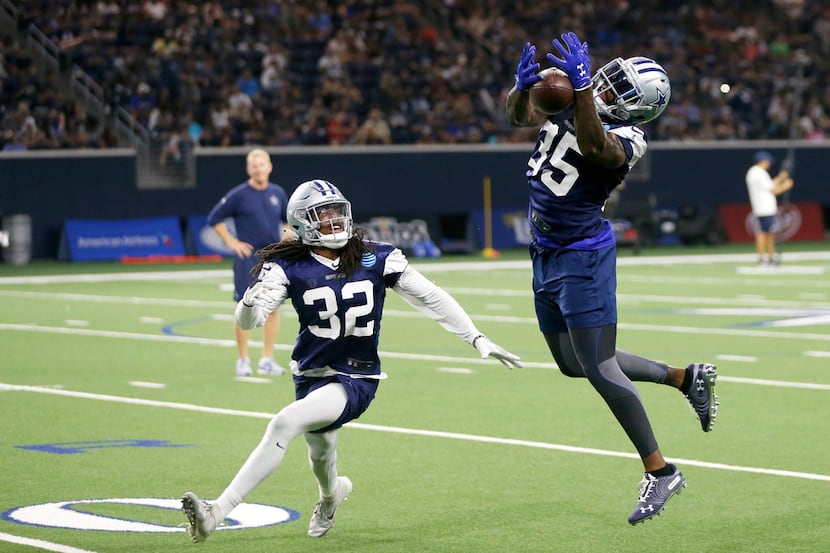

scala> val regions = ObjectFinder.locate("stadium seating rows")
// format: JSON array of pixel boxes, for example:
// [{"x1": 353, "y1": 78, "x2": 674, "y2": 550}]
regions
[{"x1": 2, "y1": 0, "x2": 828, "y2": 151}]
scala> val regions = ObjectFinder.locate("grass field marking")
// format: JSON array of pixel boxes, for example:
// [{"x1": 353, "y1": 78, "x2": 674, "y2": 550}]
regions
[
  {"x1": 0, "y1": 289, "x2": 232, "y2": 308},
  {"x1": 716, "y1": 354, "x2": 758, "y2": 363},
  {"x1": 0, "y1": 270, "x2": 229, "y2": 285},
  {"x1": 128, "y1": 381, "x2": 167, "y2": 389},
  {"x1": 347, "y1": 422, "x2": 830, "y2": 482},
  {"x1": 2, "y1": 383, "x2": 829, "y2": 483},
  {"x1": 437, "y1": 367, "x2": 474, "y2": 374},
  {"x1": 718, "y1": 376, "x2": 830, "y2": 390},
  {"x1": 619, "y1": 274, "x2": 830, "y2": 289},
  {"x1": 736, "y1": 265, "x2": 825, "y2": 275},
  {"x1": 8, "y1": 288, "x2": 830, "y2": 314},
  {"x1": 1, "y1": 250, "x2": 829, "y2": 286},
  {"x1": 617, "y1": 322, "x2": 830, "y2": 342},
  {"x1": 438, "y1": 286, "x2": 830, "y2": 309},
  {"x1": 0, "y1": 531, "x2": 98, "y2": 553},
  {"x1": 0, "y1": 323, "x2": 239, "y2": 347},
  {"x1": 4, "y1": 323, "x2": 830, "y2": 381}
]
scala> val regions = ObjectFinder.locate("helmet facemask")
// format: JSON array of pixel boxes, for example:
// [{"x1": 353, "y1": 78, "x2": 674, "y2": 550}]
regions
[{"x1": 301, "y1": 200, "x2": 353, "y2": 249}]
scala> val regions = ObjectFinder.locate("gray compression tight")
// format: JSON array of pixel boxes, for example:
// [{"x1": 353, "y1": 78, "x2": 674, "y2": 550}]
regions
[{"x1": 544, "y1": 325, "x2": 659, "y2": 458}]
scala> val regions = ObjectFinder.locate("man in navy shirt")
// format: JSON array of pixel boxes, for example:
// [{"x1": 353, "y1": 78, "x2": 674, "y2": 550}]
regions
[
  {"x1": 207, "y1": 148, "x2": 289, "y2": 377},
  {"x1": 183, "y1": 179, "x2": 521, "y2": 541},
  {"x1": 506, "y1": 33, "x2": 719, "y2": 524}
]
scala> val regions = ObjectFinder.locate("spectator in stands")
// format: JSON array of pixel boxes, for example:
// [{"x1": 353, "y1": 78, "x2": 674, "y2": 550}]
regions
[
  {"x1": 227, "y1": 83, "x2": 255, "y2": 124},
  {"x1": 354, "y1": 107, "x2": 392, "y2": 144},
  {"x1": 237, "y1": 68, "x2": 260, "y2": 99},
  {"x1": 324, "y1": 110, "x2": 356, "y2": 145},
  {"x1": 10, "y1": 0, "x2": 830, "y2": 147}
]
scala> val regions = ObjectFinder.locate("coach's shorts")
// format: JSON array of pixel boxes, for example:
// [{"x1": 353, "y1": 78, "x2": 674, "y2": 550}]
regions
[
  {"x1": 233, "y1": 255, "x2": 259, "y2": 302},
  {"x1": 530, "y1": 241, "x2": 617, "y2": 333},
  {"x1": 295, "y1": 374, "x2": 379, "y2": 434},
  {"x1": 756, "y1": 215, "x2": 776, "y2": 233}
]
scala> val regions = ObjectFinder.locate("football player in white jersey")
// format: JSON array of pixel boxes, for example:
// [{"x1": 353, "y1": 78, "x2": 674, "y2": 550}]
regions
[
  {"x1": 182, "y1": 179, "x2": 521, "y2": 541},
  {"x1": 506, "y1": 32, "x2": 718, "y2": 524}
]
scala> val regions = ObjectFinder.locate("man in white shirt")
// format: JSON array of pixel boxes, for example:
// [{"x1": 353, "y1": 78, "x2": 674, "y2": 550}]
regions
[{"x1": 745, "y1": 150, "x2": 794, "y2": 265}]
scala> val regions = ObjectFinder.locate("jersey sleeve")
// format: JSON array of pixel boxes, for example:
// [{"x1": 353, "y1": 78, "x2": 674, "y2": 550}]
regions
[
  {"x1": 207, "y1": 190, "x2": 236, "y2": 226},
  {"x1": 381, "y1": 246, "x2": 408, "y2": 288},
  {"x1": 392, "y1": 266, "x2": 481, "y2": 344},
  {"x1": 609, "y1": 125, "x2": 647, "y2": 168}
]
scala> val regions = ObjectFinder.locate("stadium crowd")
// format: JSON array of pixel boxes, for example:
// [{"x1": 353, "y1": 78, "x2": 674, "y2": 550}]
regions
[{"x1": 2, "y1": 0, "x2": 828, "y2": 152}]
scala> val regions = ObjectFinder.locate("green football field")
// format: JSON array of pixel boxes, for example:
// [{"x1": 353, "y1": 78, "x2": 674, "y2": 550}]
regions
[{"x1": 1, "y1": 244, "x2": 829, "y2": 553}]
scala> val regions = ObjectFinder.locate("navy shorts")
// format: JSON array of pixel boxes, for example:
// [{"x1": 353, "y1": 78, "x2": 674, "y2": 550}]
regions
[
  {"x1": 294, "y1": 374, "x2": 379, "y2": 434},
  {"x1": 233, "y1": 255, "x2": 259, "y2": 302},
  {"x1": 756, "y1": 215, "x2": 776, "y2": 233},
  {"x1": 530, "y1": 241, "x2": 617, "y2": 333}
]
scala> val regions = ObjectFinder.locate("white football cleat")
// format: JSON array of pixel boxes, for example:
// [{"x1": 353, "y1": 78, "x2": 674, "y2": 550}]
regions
[
  {"x1": 181, "y1": 492, "x2": 223, "y2": 543},
  {"x1": 308, "y1": 476, "x2": 352, "y2": 538}
]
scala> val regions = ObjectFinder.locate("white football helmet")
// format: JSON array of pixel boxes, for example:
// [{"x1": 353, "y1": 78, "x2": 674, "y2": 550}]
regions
[
  {"x1": 287, "y1": 179, "x2": 353, "y2": 249},
  {"x1": 592, "y1": 56, "x2": 671, "y2": 125}
]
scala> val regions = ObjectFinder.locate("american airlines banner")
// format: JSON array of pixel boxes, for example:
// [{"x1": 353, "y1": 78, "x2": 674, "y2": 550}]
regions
[
  {"x1": 186, "y1": 215, "x2": 235, "y2": 257},
  {"x1": 61, "y1": 216, "x2": 186, "y2": 261}
]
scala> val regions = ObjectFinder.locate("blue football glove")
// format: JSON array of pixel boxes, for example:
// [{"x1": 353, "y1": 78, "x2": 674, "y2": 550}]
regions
[
  {"x1": 546, "y1": 32, "x2": 592, "y2": 91},
  {"x1": 515, "y1": 42, "x2": 541, "y2": 92}
]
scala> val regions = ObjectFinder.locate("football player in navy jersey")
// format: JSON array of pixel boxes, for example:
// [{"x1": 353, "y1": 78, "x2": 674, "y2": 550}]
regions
[
  {"x1": 506, "y1": 32, "x2": 719, "y2": 525},
  {"x1": 183, "y1": 179, "x2": 521, "y2": 542},
  {"x1": 207, "y1": 148, "x2": 289, "y2": 377}
]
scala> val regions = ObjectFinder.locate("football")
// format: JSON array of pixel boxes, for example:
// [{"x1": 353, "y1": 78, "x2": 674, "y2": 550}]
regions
[{"x1": 529, "y1": 68, "x2": 575, "y2": 114}]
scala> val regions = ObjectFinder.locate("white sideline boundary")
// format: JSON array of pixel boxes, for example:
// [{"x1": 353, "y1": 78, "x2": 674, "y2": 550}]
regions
[{"x1": 1, "y1": 383, "x2": 829, "y2": 483}]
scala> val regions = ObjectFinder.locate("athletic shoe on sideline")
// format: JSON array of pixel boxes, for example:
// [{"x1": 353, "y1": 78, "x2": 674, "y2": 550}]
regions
[
  {"x1": 182, "y1": 492, "x2": 223, "y2": 543},
  {"x1": 683, "y1": 363, "x2": 718, "y2": 432},
  {"x1": 628, "y1": 464, "x2": 686, "y2": 525},
  {"x1": 235, "y1": 358, "x2": 252, "y2": 377},
  {"x1": 308, "y1": 476, "x2": 352, "y2": 537},
  {"x1": 257, "y1": 357, "x2": 285, "y2": 376}
]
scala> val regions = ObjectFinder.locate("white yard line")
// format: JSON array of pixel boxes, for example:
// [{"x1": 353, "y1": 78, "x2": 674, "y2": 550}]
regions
[
  {"x1": 4, "y1": 323, "x2": 830, "y2": 376},
  {"x1": 1, "y1": 383, "x2": 828, "y2": 483},
  {"x1": 0, "y1": 532, "x2": 98, "y2": 553}
]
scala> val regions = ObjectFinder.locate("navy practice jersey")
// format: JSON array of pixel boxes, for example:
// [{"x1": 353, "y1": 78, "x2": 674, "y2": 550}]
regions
[
  {"x1": 273, "y1": 242, "x2": 404, "y2": 376},
  {"x1": 207, "y1": 182, "x2": 288, "y2": 250},
  {"x1": 526, "y1": 111, "x2": 647, "y2": 248}
]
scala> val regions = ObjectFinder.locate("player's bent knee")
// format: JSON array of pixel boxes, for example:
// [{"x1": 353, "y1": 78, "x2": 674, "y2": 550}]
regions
[{"x1": 558, "y1": 364, "x2": 584, "y2": 378}]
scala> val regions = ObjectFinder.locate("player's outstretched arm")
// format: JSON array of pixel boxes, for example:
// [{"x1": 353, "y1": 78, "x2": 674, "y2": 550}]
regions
[
  {"x1": 393, "y1": 266, "x2": 522, "y2": 368},
  {"x1": 547, "y1": 31, "x2": 625, "y2": 168}
]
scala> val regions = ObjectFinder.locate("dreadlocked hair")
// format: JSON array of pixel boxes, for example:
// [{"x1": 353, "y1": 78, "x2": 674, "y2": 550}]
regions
[{"x1": 252, "y1": 228, "x2": 373, "y2": 278}]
